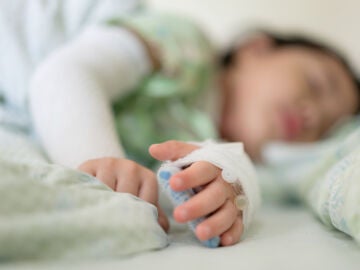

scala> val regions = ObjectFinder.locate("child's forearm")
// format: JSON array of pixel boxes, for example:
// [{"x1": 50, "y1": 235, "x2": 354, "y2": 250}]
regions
[{"x1": 29, "y1": 25, "x2": 152, "y2": 168}]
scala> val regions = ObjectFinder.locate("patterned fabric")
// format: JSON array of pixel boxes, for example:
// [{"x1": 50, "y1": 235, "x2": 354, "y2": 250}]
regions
[
  {"x1": 109, "y1": 12, "x2": 218, "y2": 167},
  {"x1": 0, "y1": 0, "x2": 143, "y2": 131},
  {"x1": 0, "y1": 124, "x2": 168, "y2": 261},
  {"x1": 301, "y1": 123, "x2": 360, "y2": 241},
  {"x1": 258, "y1": 116, "x2": 360, "y2": 244}
]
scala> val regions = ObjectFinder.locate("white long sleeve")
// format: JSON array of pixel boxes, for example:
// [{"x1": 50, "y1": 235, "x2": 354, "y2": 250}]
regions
[
  {"x1": 29, "y1": 25, "x2": 152, "y2": 168},
  {"x1": 0, "y1": 0, "x2": 142, "y2": 112}
]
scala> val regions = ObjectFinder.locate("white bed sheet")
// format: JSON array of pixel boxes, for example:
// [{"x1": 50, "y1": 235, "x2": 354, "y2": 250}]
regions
[{"x1": 5, "y1": 204, "x2": 360, "y2": 270}]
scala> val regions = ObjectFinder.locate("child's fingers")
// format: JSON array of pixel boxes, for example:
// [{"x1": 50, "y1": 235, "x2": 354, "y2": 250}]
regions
[
  {"x1": 156, "y1": 204, "x2": 170, "y2": 233},
  {"x1": 115, "y1": 174, "x2": 141, "y2": 196},
  {"x1": 149, "y1": 140, "x2": 199, "y2": 161},
  {"x1": 138, "y1": 170, "x2": 170, "y2": 233},
  {"x1": 95, "y1": 169, "x2": 118, "y2": 190},
  {"x1": 138, "y1": 173, "x2": 158, "y2": 205},
  {"x1": 220, "y1": 216, "x2": 244, "y2": 246},
  {"x1": 113, "y1": 160, "x2": 147, "y2": 196},
  {"x1": 78, "y1": 160, "x2": 97, "y2": 176},
  {"x1": 170, "y1": 161, "x2": 220, "y2": 191},
  {"x1": 195, "y1": 200, "x2": 238, "y2": 241},
  {"x1": 173, "y1": 179, "x2": 229, "y2": 222}
]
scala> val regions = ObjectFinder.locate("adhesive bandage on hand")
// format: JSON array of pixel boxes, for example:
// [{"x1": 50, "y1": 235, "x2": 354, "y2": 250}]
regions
[
  {"x1": 162, "y1": 141, "x2": 261, "y2": 233},
  {"x1": 221, "y1": 169, "x2": 248, "y2": 213}
]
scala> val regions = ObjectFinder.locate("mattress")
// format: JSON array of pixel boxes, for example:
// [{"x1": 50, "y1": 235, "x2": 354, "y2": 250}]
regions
[{"x1": 5, "y1": 204, "x2": 360, "y2": 270}]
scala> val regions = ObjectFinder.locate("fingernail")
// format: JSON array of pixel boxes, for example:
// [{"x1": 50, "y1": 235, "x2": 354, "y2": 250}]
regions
[
  {"x1": 200, "y1": 225, "x2": 211, "y2": 239},
  {"x1": 172, "y1": 177, "x2": 183, "y2": 189},
  {"x1": 224, "y1": 235, "x2": 233, "y2": 245},
  {"x1": 178, "y1": 208, "x2": 188, "y2": 220},
  {"x1": 150, "y1": 143, "x2": 159, "y2": 149}
]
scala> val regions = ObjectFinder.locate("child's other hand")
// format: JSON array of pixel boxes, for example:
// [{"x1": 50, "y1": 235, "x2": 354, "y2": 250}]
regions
[
  {"x1": 149, "y1": 141, "x2": 243, "y2": 246},
  {"x1": 78, "y1": 157, "x2": 169, "y2": 232}
]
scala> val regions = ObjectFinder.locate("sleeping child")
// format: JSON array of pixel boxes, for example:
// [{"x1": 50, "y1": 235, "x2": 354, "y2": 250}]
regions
[{"x1": 19, "y1": 10, "x2": 360, "y2": 246}]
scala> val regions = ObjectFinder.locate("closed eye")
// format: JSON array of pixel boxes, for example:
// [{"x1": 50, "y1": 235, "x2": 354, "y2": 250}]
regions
[{"x1": 306, "y1": 74, "x2": 324, "y2": 97}]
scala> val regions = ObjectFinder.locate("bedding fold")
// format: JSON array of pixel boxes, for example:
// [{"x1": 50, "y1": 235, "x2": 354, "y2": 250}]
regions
[
  {"x1": 259, "y1": 116, "x2": 360, "y2": 245},
  {"x1": 0, "y1": 125, "x2": 168, "y2": 261}
]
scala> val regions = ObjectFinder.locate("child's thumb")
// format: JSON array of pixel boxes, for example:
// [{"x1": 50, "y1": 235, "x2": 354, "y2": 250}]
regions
[{"x1": 149, "y1": 140, "x2": 199, "y2": 161}]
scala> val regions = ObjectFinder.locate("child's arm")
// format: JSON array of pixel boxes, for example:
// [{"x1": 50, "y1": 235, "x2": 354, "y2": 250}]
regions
[
  {"x1": 29, "y1": 25, "x2": 152, "y2": 168},
  {"x1": 149, "y1": 140, "x2": 261, "y2": 246}
]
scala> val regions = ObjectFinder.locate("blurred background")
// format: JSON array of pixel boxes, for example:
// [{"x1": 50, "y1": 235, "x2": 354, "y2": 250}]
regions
[{"x1": 147, "y1": 0, "x2": 360, "y2": 74}]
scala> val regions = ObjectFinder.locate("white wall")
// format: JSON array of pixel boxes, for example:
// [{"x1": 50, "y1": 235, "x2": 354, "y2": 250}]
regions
[{"x1": 146, "y1": 0, "x2": 360, "y2": 73}]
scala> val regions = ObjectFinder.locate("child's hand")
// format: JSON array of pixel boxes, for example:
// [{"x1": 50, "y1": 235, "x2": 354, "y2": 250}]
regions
[
  {"x1": 78, "y1": 157, "x2": 169, "y2": 232},
  {"x1": 149, "y1": 141, "x2": 243, "y2": 246}
]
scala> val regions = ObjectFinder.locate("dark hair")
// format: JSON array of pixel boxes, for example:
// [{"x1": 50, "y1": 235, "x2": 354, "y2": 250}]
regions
[{"x1": 221, "y1": 29, "x2": 360, "y2": 112}]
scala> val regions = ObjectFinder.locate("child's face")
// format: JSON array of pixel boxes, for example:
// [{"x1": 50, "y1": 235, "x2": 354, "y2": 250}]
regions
[{"x1": 220, "y1": 41, "x2": 359, "y2": 161}]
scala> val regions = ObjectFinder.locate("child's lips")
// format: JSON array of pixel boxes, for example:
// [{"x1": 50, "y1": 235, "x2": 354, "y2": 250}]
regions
[{"x1": 279, "y1": 110, "x2": 303, "y2": 141}]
